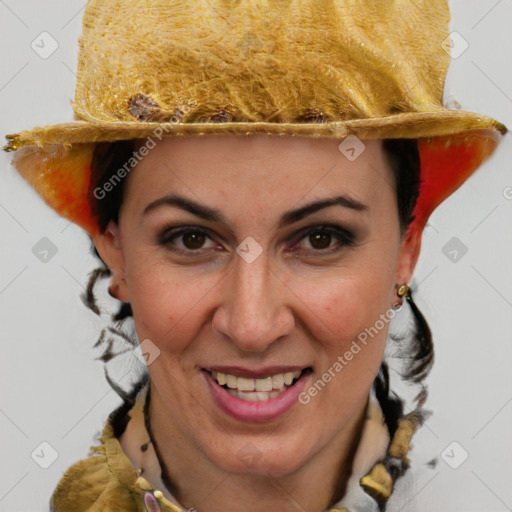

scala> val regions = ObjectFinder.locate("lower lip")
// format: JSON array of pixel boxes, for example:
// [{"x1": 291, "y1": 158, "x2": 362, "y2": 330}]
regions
[{"x1": 203, "y1": 370, "x2": 311, "y2": 423}]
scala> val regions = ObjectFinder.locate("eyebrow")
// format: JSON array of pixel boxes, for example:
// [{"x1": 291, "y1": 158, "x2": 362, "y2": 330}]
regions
[{"x1": 143, "y1": 193, "x2": 368, "y2": 228}]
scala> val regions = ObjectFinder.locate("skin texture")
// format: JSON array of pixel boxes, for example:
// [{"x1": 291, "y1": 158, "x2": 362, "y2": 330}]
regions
[{"x1": 93, "y1": 134, "x2": 421, "y2": 512}]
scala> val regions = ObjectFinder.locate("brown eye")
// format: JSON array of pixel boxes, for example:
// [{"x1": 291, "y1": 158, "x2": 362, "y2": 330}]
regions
[
  {"x1": 308, "y1": 231, "x2": 332, "y2": 250},
  {"x1": 182, "y1": 231, "x2": 206, "y2": 249},
  {"x1": 158, "y1": 227, "x2": 218, "y2": 253},
  {"x1": 292, "y1": 225, "x2": 356, "y2": 254}
]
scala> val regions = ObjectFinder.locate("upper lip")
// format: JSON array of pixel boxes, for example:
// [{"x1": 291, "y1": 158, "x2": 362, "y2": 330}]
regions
[{"x1": 202, "y1": 365, "x2": 311, "y2": 379}]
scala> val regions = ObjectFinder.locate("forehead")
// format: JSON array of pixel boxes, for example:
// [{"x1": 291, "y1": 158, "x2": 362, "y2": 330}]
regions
[
  {"x1": 126, "y1": 134, "x2": 394, "y2": 214},
  {"x1": 136, "y1": 133, "x2": 383, "y2": 162}
]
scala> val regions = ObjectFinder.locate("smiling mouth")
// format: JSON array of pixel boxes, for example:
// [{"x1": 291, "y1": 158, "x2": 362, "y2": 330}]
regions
[{"x1": 207, "y1": 369, "x2": 312, "y2": 402}]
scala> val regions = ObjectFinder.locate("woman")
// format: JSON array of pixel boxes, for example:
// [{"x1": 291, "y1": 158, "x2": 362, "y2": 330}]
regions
[{"x1": 3, "y1": 0, "x2": 508, "y2": 511}]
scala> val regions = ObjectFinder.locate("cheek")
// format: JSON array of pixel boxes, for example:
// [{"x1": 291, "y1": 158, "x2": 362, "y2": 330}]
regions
[
  {"x1": 123, "y1": 255, "x2": 219, "y2": 353},
  {"x1": 293, "y1": 259, "x2": 397, "y2": 350},
  {"x1": 297, "y1": 273, "x2": 395, "y2": 405}
]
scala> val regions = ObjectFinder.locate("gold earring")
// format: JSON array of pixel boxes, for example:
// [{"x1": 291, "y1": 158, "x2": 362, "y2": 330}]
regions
[
  {"x1": 393, "y1": 283, "x2": 410, "y2": 309},
  {"x1": 396, "y1": 283, "x2": 410, "y2": 298}
]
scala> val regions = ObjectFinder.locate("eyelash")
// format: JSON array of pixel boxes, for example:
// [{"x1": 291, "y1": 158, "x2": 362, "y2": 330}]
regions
[{"x1": 157, "y1": 224, "x2": 357, "y2": 256}]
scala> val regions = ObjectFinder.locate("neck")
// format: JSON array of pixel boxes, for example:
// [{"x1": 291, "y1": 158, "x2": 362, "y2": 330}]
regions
[{"x1": 146, "y1": 382, "x2": 369, "y2": 512}]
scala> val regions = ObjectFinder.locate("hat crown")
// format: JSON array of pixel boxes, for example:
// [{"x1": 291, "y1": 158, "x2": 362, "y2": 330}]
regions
[
  {"x1": 73, "y1": 0, "x2": 450, "y2": 125},
  {"x1": 4, "y1": 0, "x2": 506, "y2": 241}
]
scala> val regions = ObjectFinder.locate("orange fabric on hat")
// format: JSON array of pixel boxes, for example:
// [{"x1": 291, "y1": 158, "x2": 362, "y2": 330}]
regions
[
  {"x1": 407, "y1": 131, "x2": 499, "y2": 241},
  {"x1": 10, "y1": 130, "x2": 500, "y2": 239},
  {"x1": 11, "y1": 143, "x2": 98, "y2": 236}
]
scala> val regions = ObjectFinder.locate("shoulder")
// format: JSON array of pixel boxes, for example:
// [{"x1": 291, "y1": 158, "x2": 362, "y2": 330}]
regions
[{"x1": 50, "y1": 407, "x2": 142, "y2": 512}]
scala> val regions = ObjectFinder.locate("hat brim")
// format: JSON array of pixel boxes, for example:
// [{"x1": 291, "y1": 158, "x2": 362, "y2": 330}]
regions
[
  {"x1": 4, "y1": 111, "x2": 507, "y2": 244},
  {"x1": 3, "y1": 110, "x2": 507, "y2": 152}
]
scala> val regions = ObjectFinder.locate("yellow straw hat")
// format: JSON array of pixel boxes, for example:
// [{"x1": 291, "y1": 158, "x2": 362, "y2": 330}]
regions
[{"x1": 3, "y1": 0, "x2": 507, "y2": 238}]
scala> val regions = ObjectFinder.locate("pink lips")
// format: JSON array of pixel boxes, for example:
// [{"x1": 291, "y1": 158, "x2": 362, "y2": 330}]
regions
[{"x1": 203, "y1": 369, "x2": 311, "y2": 423}]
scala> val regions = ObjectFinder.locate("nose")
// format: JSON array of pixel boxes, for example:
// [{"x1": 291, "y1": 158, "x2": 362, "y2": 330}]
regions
[{"x1": 212, "y1": 252, "x2": 295, "y2": 353}]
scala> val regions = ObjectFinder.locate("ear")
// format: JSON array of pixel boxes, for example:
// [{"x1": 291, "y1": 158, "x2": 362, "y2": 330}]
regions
[
  {"x1": 395, "y1": 228, "x2": 423, "y2": 287},
  {"x1": 91, "y1": 220, "x2": 129, "y2": 302}
]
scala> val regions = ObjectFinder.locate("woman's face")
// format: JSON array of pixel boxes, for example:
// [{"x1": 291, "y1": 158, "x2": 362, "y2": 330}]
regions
[{"x1": 99, "y1": 134, "x2": 418, "y2": 476}]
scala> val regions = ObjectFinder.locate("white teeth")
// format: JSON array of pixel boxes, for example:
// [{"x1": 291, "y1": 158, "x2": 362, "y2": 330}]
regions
[
  {"x1": 212, "y1": 369, "x2": 305, "y2": 400},
  {"x1": 237, "y1": 377, "x2": 255, "y2": 391},
  {"x1": 226, "y1": 374, "x2": 238, "y2": 389},
  {"x1": 255, "y1": 391, "x2": 269, "y2": 401},
  {"x1": 255, "y1": 376, "x2": 273, "y2": 392},
  {"x1": 271, "y1": 373, "x2": 284, "y2": 389},
  {"x1": 226, "y1": 389, "x2": 282, "y2": 402},
  {"x1": 283, "y1": 371, "x2": 294, "y2": 386}
]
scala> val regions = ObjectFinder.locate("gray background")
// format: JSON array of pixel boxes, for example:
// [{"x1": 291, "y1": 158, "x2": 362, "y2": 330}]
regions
[{"x1": 1, "y1": 1, "x2": 511, "y2": 510}]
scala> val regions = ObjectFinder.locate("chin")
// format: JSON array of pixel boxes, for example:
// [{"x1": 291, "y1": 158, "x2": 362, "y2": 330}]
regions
[{"x1": 209, "y1": 438, "x2": 312, "y2": 478}]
